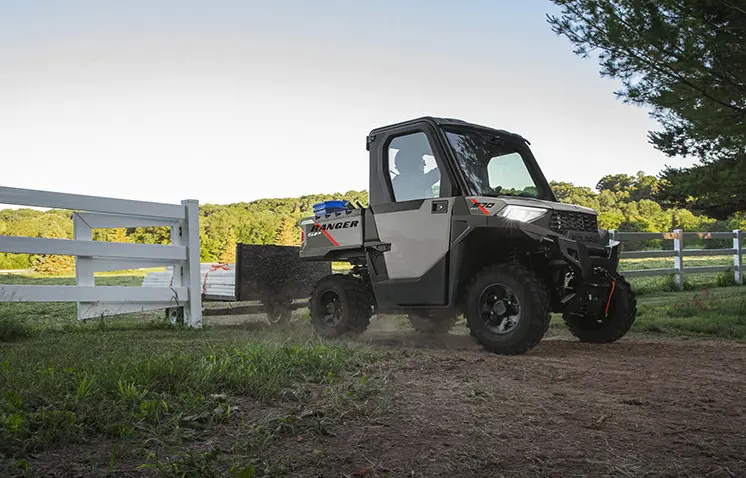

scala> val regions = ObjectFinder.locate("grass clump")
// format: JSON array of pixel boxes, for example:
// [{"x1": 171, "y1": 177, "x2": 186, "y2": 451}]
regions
[
  {"x1": 634, "y1": 288, "x2": 746, "y2": 338},
  {"x1": 716, "y1": 267, "x2": 738, "y2": 287},
  {"x1": 0, "y1": 315, "x2": 34, "y2": 342},
  {"x1": 0, "y1": 333, "x2": 376, "y2": 456}
]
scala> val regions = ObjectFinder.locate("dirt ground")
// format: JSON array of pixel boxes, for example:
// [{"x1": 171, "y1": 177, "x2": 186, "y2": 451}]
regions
[{"x1": 25, "y1": 316, "x2": 746, "y2": 478}]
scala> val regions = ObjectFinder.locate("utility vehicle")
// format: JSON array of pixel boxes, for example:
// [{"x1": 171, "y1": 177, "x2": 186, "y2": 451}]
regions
[{"x1": 298, "y1": 117, "x2": 637, "y2": 355}]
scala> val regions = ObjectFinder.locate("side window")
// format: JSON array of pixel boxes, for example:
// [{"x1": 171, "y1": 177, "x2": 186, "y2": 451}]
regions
[
  {"x1": 387, "y1": 132, "x2": 441, "y2": 202},
  {"x1": 487, "y1": 152, "x2": 538, "y2": 197}
]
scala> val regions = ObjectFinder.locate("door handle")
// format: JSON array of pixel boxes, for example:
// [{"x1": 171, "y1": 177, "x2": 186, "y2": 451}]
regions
[{"x1": 431, "y1": 200, "x2": 448, "y2": 214}]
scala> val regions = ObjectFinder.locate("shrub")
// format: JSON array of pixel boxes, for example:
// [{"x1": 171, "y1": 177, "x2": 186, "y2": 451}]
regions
[
  {"x1": 32, "y1": 255, "x2": 75, "y2": 275},
  {"x1": 717, "y1": 267, "x2": 738, "y2": 287},
  {"x1": 661, "y1": 274, "x2": 693, "y2": 292}
]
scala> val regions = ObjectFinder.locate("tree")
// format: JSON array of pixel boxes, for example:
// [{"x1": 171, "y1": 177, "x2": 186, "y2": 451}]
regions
[
  {"x1": 33, "y1": 254, "x2": 75, "y2": 275},
  {"x1": 108, "y1": 228, "x2": 131, "y2": 243},
  {"x1": 548, "y1": 1, "x2": 746, "y2": 218},
  {"x1": 596, "y1": 173, "x2": 635, "y2": 194},
  {"x1": 655, "y1": 157, "x2": 746, "y2": 219},
  {"x1": 275, "y1": 216, "x2": 300, "y2": 246},
  {"x1": 550, "y1": 181, "x2": 601, "y2": 210},
  {"x1": 629, "y1": 171, "x2": 659, "y2": 201},
  {"x1": 220, "y1": 229, "x2": 237, "y2": 264},
  {"x1": 94, "y1": 228, "x2": 131, "y2": 243},
  {"x1": 128, "y1": 226, "x2": 170, "y2": 245}
]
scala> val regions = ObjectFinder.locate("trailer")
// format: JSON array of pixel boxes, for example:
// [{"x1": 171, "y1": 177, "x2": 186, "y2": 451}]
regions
[
  {"x1": 207, "y1": 243, "x2": 331, "y2": 324},
  {"x1": 146, "y1": 243, "x2": 331, "y2": 325}
]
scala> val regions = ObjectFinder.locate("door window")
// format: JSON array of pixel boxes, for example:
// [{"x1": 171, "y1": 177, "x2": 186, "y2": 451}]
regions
[{"x1": 387, "y1": 132, "x2": 441, "y2": 202}]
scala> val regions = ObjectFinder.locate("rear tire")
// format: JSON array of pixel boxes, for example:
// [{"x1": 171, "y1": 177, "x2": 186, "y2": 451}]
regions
[
  {"x1": 309, "y1": 274, "x2": 372, "y2": 338},
  {"x1": 408, "y1": 312, "x2": 458, "y2": 334},
  {"x1": 465, "y1": 263, "x2": 550, "y2": 355},
  {"x1": 563, "y1": 275, "x2": 637, "y2": 343}
]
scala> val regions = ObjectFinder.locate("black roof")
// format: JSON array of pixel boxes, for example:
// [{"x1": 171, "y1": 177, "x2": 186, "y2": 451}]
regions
[{"x1": 369, "y1": 116, "x2": 530, "y2": 144}]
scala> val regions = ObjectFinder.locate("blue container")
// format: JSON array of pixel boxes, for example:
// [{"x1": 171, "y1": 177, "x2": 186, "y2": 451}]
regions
[{"x1": 313, "y1": 200, "x2": 349, "y2": 217}]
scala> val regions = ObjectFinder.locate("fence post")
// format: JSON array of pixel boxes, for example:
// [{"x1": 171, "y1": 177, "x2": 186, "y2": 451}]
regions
[
  {"x1": 73, "y1": 213, "x2": 94, "y2": 321},
  {"x1": 170, "y1": 219, "x2": 185, "y2": 323},
  {"x1": 673, "y1": 228, "x2": 684, "y2": 290},
  {"x1": 735, "y1": 229, "x2": 743, "y2": 286},
  {"x1": 182, "y1": 199, "x2": 202, "y2": 328}
]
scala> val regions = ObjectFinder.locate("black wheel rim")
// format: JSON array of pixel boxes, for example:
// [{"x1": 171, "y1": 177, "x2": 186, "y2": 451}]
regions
[
  {"x1": 478, "y1": 283, "x2": 521, "y2": 335},
  {"x1": 320, "y1": 291, "x2": 343, "y2": 327}
]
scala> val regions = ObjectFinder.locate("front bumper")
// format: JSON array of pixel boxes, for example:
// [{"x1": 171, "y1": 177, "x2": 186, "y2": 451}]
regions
[
  {"x1": 555, "y1": 235, "x2": 621, "y2": 280},
  {"x1": 519, "y1": 221, "x2": 620, "y2": 280}
]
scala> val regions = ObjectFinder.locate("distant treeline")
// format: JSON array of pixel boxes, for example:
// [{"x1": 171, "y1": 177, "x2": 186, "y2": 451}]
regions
[{"x1": 1, "y1": 173, "x2": 744, "y2": 272}]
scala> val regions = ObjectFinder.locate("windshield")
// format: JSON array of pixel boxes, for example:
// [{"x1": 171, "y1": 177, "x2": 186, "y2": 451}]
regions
[{"x1": 444, "y1": 129, "x2": 544, "y2": 199}]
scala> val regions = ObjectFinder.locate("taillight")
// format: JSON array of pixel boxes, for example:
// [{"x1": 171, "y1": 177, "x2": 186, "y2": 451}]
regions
[{"x1": 300, "y1": 229, "x2": 305, "y2": 243}]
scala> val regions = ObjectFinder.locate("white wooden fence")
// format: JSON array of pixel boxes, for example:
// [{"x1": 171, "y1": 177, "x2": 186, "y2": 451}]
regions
[
  {"x1": 0, "y1": 186, "x2": 202, "y2": 327},
  {"x1": 610, "y1": 229, "x2": 744, "y2": 289},
  {"x1": 142, "y1": 263, "x2": 236, "y2": 301}
]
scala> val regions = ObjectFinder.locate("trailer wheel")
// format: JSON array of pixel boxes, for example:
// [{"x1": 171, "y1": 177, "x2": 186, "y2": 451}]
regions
[
  {"x1": 264, "y1": 300, "x2": 292, "y2": 327},
  {"x1": 309, "y1": 274, "x2": 372, "y2": 338},
  {"x1": 465, "y1": 263, "x2": 550, "y2": 355},
  {"x1": 563, "y1": 275, "x2": 637, "y2": 343}
]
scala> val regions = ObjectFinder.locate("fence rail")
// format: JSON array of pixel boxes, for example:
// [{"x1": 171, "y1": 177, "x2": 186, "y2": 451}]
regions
[
  {"x1": 0, "y1": 186, "x2": 202, "y2": 327},
  {"x1": 610, "y1": 229, "x2": 743, "y2": 289}
]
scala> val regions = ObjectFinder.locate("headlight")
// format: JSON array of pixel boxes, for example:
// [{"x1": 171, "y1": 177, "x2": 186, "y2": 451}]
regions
[{"x1": 498, "y1": 205, "x2": 548, "y2": 222}]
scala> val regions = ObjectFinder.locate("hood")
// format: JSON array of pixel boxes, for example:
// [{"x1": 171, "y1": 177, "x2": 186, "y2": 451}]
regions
[{"x1": 466, "y1": 196, "x2": 597, "y2": 216}]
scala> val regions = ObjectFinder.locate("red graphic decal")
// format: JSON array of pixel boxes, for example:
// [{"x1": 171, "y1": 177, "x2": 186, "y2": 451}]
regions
[
  {"x1": 314, "y1": 221, "x2": 339, "y2": 246},
  {"x1": 604, "y1": 279, "x2": 616, "y2": 316},
  {"x1": 203, "y1": 263, "x2": 231, "y2": 293},
  {"x1": 470, "y1": 198, "x2": 491, "y2": 216}
]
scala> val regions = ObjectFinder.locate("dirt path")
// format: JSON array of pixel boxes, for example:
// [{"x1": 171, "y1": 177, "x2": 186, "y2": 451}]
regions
[
  {"x1": 288, "y1": 334, "x2": 746, "y2": 477},
  {"x1": 23, "y1": 328, "x2": 746, "y2": 477}
]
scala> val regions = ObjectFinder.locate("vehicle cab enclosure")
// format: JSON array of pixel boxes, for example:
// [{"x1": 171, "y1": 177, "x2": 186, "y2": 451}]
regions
[{"x1": 300, "y1": 116, "x2": 621, "y2": 316}]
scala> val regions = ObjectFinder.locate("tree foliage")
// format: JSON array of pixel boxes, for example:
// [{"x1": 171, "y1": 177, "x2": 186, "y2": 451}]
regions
[
  {"x1": 275, "y1": 216, "x2": 300, "y2": 246},
  {"x1": 32, "y1": 254, "x2": 75, "y2": 275},
  {"x1": 548, "y1": 0, "x2": 746, "y2": 218},
  {"x1": 220, "y1": 229, "x2": 237, "y2": 264}
]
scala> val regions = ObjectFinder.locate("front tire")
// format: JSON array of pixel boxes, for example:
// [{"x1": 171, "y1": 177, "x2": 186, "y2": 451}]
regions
[
  {"x1": 563, "y1": 275, "x2": 637, "y2": 343},
  {"x1": 465, "y1": 263, "x2": 550, "y2": 355},
  {"x1": 309, "y1": 274, "x2": 372, "y2": 338}
]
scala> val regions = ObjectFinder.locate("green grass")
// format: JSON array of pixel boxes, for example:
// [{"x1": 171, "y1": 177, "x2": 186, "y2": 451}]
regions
[
  {"x1": 632, "y1": 287, "x2": 746, "y2": 338},
  {"x1": 620, "y1": 255, "x2": 734, "y2": 294},
  {"x1": 0, "y1": 274, "x2": 147, "y2": 337},
  {"x1": 548, "y1": 286, "x2": 746, "y2": 339},
  {"x1": 0, "y1": 273, "x2": 381, "y2": 466},
  {"x1": 0, "y1": 267, "x2": 745, "y2": 475},
  {"x1": 0, "y1": 321, "x2": 377, "y2": 459}
]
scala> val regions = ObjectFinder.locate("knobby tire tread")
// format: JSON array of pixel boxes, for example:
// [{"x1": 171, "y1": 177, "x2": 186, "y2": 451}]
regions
[
  {"x1": 309, "y1": 274, "x2": 372, "y2": 337},
  {"x1": 466, "y1": 262, "x2": 551, "y2": 355},
  {"x1": 563, "y1": 275, "x2": 637, "y2": 343}
]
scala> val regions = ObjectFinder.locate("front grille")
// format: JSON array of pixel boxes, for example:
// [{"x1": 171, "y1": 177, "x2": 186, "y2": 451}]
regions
[{"x1": 549, "y1": 211, "x2": 598, "y2": 234}]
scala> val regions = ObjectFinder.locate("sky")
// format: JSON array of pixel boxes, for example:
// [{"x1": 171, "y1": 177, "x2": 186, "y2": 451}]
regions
[{"x1": 0, "y1": 0, "x2": 695, "y2": 208}]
